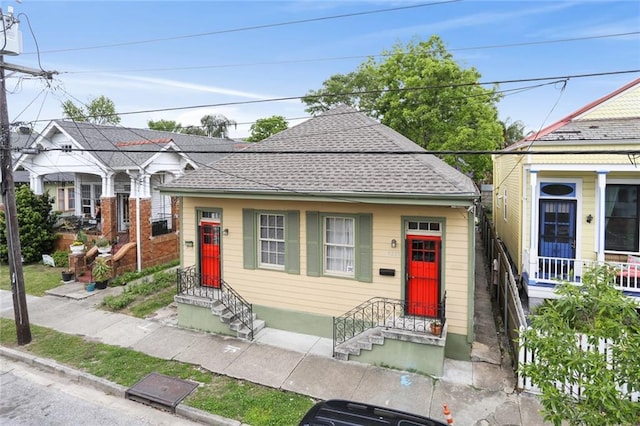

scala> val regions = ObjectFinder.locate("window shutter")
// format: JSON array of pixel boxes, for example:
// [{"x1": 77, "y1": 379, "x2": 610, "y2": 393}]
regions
[
  {"x1": 285, "y1": 211, "x2": 300, "y2": 274},
  {"x1": 356, "y1": 214, "x2": 373, "y2": 282},
  {"x1": 242, "y1": 209, "x2": 256, "y2": 269},
  {"x1": 306, "y1": 211, "x2": 321, "y2": 276}
]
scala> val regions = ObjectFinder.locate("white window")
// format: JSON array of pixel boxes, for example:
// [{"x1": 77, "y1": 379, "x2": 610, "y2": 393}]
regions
[
  {"x1": 259, "y1": 213, "x2": 285, "y2": 268},
  {"x1": 324, "y1": 217, "x2": 355, "y2": 276}
]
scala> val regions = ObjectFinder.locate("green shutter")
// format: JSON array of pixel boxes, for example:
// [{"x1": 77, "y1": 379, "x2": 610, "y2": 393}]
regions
[
  {"x1": 285, "y1": 211, "x2": 300, "y2": 274},
  {"x1": 356, "y1": 214, "x2": 373, "y2": 282},
  {"x1": 306, "y1": 211, "x2": 321, "y2": 276},
  {"x1": 242, "y1": 209, "x2": 256, "y2": 269}
]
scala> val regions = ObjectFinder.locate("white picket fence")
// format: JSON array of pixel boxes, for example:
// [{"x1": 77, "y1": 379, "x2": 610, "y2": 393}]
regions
[{"x1": 518, "y1": 326, "x2": 639, "y2": 402}]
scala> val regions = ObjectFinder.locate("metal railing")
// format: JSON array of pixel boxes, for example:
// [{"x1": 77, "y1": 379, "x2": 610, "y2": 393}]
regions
[
  {"x1": 176, "y1": 266, "x2": 254, "y2": 339},
  {"x1": 151, "y1": 218, "x2": 171, "y2": 237},
  {"x1": 333, "y1": 296, "x2": 445, "y2": 355},
  {"x1": 535, "y1": 256, "x2": 639, "y2": 295}
]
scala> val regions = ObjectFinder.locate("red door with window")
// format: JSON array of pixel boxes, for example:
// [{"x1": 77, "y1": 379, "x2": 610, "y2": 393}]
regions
[
  {"x1": 406, "y1": 235, "x2": 441, "y2": 316},
  {"x1": 200, "y1": 222, "x2": 221, "y2": 288}
]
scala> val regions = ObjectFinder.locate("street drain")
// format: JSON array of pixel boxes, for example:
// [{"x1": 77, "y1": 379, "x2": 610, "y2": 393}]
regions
[{"x1": 125, "y1": 372, "x2": 198, "y2": 413}]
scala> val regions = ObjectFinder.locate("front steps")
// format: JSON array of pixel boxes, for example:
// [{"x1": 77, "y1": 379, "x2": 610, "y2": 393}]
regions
[
  {"x1": 334, "y1": 323, "x2": 447, "y2": 361},
  {"x1": 211, "y1": 299, "x2": 265, "y2": 340},
  {"x1": 174, "y1": 293, "x2": 265, "y2": 340}
]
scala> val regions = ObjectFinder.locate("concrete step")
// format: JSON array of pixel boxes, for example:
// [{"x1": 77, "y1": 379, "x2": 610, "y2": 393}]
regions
[{"x1": 237, "y1": 319, "x2": 265, "y2": 340}]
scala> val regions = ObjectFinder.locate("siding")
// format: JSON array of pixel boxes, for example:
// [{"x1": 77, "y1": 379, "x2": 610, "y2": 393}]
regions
[
  {"x1": 493, "y1": 153, "x2": 523, "y2": 269},
  {"x1": 182, "y1": 198, "x2": 472, "y2": 337}
]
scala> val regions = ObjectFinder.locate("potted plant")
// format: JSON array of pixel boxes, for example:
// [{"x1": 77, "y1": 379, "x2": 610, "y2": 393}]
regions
[
  {"x1": 94, "y1": 235, "x2": 112, "y2": 255},
  {"x1": 61, "y1": 270, "x2": 75, "y2": 282},
  {"x1": 430, "y1": 319, "x2": 443, "y2": 336},
  {"x1": 70, "y1": 229, "x2": 88, "y2": 253},
  {"x1": 92, "y1": 257, "x2": 112, "y2": 289}
]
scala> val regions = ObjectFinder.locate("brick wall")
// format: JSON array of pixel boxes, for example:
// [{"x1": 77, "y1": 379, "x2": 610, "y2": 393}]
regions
[{"x1": 101, "y1": 196, "x2": 117, "y2": 242}]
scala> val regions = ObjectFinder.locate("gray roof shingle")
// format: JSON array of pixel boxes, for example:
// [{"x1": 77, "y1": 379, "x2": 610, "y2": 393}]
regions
[
  {"x1": 52, "y1": 120, "x2": 244, "y2": 169},
  {"x1": 163, "y1": 106, "x2": 478, "y2": 199}
]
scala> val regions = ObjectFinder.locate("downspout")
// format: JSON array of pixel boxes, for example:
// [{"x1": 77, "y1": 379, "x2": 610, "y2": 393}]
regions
[{"x1": 136, "y1": 194, "x2": 142, "y2": 272}]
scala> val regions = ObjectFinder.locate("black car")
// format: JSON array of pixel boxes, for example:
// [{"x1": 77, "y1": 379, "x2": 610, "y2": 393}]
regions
[{"x1": 299, "y1": 399, "x2": 449, "y2": 426}]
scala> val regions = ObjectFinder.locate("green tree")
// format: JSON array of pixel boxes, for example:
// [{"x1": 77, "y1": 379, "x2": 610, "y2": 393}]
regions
[
  {"x1": 302, "y1": 36, "x2": 503, "y2": 181},
  {"x1": 147, "y1": 119, "x2": 182, "y2": 132},
  {"x1": 61, "y1": 95, "x2": 121, "y2": 125},
  {"x1": 0, "y1": 186, "x2": 58, "y2": 262},
  {"x1": 200, "y1": 114, "x2": 237, "y2": 138},
  {"x1": 245, "y1": 115, "x2": 288, "y2": 142},
  {"x1": 501, "y1": 118, "x2": 526, "y2": 147},
  {"x1": 519, "y1": 266, "x2": 640, "y2": 425}
]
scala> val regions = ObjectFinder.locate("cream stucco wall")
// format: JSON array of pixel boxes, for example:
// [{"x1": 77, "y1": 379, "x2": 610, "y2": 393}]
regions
[{"x1": 181, "y1": 198, "x2": 472, "y2": 338}]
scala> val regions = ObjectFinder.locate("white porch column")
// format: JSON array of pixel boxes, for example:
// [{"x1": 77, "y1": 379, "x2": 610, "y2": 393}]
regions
[
  {"x1": 529, "y1": 170, "x2": 539, "y2": 277},
  {"x1": 142, "y1": 174, "x2": 151, "y2": 199},
  {"x1": 596, "y1": 171, "x2": 608, "y2": 262},
  {"x1": 102, "y1": 173, "x2": 115, "y2": 197},
  {"x1": 29, "y1": 173, "x2": 44, "y2": 195}
]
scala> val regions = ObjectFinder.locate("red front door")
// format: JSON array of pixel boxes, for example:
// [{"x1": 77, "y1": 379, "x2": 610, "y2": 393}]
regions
[
  {"x1": 406, "y1": 235, "x2": 441, "y2": 317},
  {"x1": 200, "y1": 222, "x2": 221, "y2": 288}
]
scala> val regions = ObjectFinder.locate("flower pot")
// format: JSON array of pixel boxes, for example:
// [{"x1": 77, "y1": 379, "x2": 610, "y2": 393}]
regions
[
  {"x1": 97, "y1": 246, "x2": 112, "y2": 255},
  {"x1": 70, "y1": 244, "x2": 85, "y2": 254},
  {"x1": 95, "y1": 280, "x2": 109, "y2": 290},
  {"x1": 85, "y1": 282, "x2": 95, "y2": 292},
  {"x1": 61, "y1": 271, "x2": 75, "y2": 282},
  {"x1": 430, "y1": 323, "x2": 442, "y2": 336}
]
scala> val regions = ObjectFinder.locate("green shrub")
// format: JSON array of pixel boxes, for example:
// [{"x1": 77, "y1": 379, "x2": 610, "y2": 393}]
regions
[
  {"x1": 52, "y1": 250, "x2": 69, "y2": 268},
  {"x1": 0, "y1": 186, "x2": 58, "y2": 262},
  {"x1": 102, "y1": 292, "x2": 137, "y2": 310}
]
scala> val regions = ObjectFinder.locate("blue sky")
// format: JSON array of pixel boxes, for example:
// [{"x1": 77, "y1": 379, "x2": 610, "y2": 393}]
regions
[{"x1": 4, "y1": 0, "x2": 640, "y2": 139}]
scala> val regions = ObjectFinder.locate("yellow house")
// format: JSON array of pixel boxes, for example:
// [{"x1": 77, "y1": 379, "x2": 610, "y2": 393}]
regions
[
  {"x1": 493, "y1": 78, "x2": 640, "y2": 305},
  {"x1": 161, "y1": 105, "x2": 479, "y2": 375}
]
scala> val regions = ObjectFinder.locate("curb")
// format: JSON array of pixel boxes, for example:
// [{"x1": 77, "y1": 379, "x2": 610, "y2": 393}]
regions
[{"x1": 0, "y1": 346, "x2": 242, "y2": 426}]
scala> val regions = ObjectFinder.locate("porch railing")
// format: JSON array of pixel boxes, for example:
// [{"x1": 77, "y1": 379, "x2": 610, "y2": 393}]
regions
[
  {"x1": 176, "y1": 266, "x2": 255, "y2": 339},
  {"x1": 535, "y1": 256, "x2": 640, "y2": 295},
  {"x1": 333, "y1": 296, "x2": 445, "y2": 355}
]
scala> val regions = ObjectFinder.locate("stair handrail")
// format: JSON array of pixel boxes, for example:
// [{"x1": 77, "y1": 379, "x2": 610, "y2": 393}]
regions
[
  {"x1": 219, "y1": 279, "x2": 254, "y2": 340},
  {"x1": 333, "y1": 296, "x2": 446, "y2": 355},
  {"x1": 177, "y1": 266, "x2": 254, "y2": 340}
]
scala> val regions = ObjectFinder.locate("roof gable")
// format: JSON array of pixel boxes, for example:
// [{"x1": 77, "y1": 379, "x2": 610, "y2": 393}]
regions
[
  {"x1": 507, "y1": 78, "x2": 640, "y2": 150},
  {"x1": 163, "y1": 105, "x2": 478, "y2": 199}
]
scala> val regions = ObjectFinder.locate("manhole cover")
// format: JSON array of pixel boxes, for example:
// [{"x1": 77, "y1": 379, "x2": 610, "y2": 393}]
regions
[{"x1": 125, "y1": 372, "x2": 198, "y2": 413}]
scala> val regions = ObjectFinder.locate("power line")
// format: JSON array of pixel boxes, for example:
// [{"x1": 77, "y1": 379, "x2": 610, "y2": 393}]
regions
[
  {"x1": 10, "y1": 147, "x2": 640, "y2": 156},
  {"x1": 60, "y1": 31, "x2": 640, "y2": 75},
  {"x1": 25, "y1": 69, "x2": 640, "y2": 124},
  {"x1": 24, "y1": 1, "x2": 459, "y2": 55}
]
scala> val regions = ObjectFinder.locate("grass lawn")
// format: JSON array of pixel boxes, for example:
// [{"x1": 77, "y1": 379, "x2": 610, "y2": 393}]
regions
[
  {"x1": 0, "y1": 319, "x2": 315, "y2": 425},
  {"x1": 0, "y1": 263, "x2": 66, "y2": 296}
]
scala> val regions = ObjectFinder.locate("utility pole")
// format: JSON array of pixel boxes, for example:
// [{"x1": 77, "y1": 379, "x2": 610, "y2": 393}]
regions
[
  {"x1": 0, "y1": 54, "x2": 31, "y2": 344},
  {"x1": 0, "y1": 7, "x2": 56, "y2": 345}
]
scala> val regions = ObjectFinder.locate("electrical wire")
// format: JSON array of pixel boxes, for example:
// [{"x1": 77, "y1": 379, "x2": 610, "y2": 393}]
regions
[
  {"x1": 24, "y1": 69, "x2": 640, "y2": 125},
  {"x1": 60, "y1": 31, "x2": 640, "y2": 76},
  {"x1": 24, "y1": 1, "x2": 459, "y2": 55}
]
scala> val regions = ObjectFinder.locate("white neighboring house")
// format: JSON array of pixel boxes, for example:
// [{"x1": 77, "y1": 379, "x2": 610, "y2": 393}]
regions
[{"x1": 12, "y1": 120, "x2": 245, "y2": 270}]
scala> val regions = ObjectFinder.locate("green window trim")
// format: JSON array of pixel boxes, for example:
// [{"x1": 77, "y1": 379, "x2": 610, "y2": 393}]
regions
[
  {"x1": 306, "y1": 211, "x2": 372, "y2": 282},
  {"x1": 243, "y1": 209, "x2": 299, "y2": 274}
]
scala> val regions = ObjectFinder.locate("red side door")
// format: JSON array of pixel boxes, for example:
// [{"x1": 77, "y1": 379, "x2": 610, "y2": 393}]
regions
[
  {"x1": 200, "y1": 222, "x2": 221, "y2": 288},
  {"x1": 406, "y1": 235, "x2": 441, "y2": 317}
]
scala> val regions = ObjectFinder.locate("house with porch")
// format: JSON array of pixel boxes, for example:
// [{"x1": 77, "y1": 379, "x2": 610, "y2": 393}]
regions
[
  {"x1": 492, "y1": 78, "x2": 640, "y2": 306},
  {"x1": 13, "y1": 120, "x2": 244, "y2": 271},
  {"x1": 160, "y1": 105, "x2": 479, "y2": 376}
]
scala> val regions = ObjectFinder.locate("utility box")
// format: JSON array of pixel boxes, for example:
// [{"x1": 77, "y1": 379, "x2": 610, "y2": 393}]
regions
[{"x1": 0, "y1": 10, "x2": 22, "y2": 56}]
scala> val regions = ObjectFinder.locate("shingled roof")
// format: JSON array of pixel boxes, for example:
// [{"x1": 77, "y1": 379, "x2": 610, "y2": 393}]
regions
[
  {"x1": 51, "y1": 120, "x2": 243, "y2": 168},
  {"x1": 162, "y1": 105, "x2": 478, "y2": 200}
]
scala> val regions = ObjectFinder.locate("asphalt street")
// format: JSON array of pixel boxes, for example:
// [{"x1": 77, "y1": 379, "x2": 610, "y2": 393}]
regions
[{"x1": 0, "y1": 357, "x2": 200, "y2": 426}]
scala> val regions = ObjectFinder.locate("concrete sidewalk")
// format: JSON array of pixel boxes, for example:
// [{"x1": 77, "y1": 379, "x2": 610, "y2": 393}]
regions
[{"x1": 0, "y1": 234, "x2": 547, "y2": 425}]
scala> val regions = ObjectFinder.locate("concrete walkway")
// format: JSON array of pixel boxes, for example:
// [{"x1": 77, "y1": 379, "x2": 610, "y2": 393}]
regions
[{"x1": 0, "y1": 232, "x2": 547, "y2": 425}]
